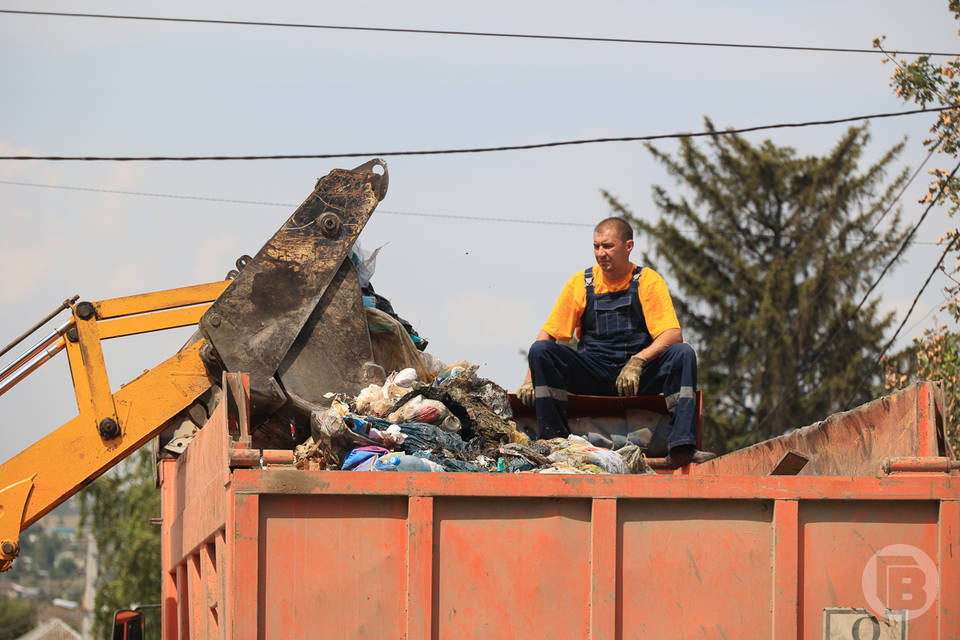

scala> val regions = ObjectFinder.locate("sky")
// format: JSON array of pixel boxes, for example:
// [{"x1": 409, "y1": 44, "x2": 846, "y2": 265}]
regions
[{"x1": 1, "y1": 0, "x2": 958, "y2": 465}]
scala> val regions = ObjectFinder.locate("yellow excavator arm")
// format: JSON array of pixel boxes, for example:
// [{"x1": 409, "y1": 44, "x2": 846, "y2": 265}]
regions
[
  {"x1": 0, "y1": 283, "x2": 226, "y2": 570},
  {"x1": 0, "y1": 159, "x2": 391, "y2": 571}
]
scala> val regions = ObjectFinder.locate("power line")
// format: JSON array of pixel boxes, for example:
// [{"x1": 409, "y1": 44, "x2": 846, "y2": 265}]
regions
[
  {"x1": 6, "y1": 177, "x2": 953, "y2": 237},
  {"x1": 2, "y1": 8, "x2": 958, "y2": 57},
  {"x1": 0, "y1": 179, "x2": 594, "y2": 228},
  {"x1": 1, "y1": 106, "x2": 956, "y2": 162},
  {"x1": 786, "y1": 146, "x2": 939, "y2": 359},
  {"x1": 850, "y1": 158, "x2": 960, "y2": 322},
  {"x1": 3, "y1": 178, "x2": 952, "y2": 237},
  {"x1": 844, "y1": 234, "x2": 960, "y2": 406},
  {"x1": 750, "y1": 153, "x2": 959, "y2": 435},
  {"x1": 864, "y1": 143, "x2": 938, "y2": 239},
  {"x1": 903, "y1": 301, "x2": 939, "y2": 336},
  {"x1": 0, "y1": 179, "x2": 293, "y2": 207},
  {"x1": 880, "y1": 236, "x2": 958, "y2": 358}
]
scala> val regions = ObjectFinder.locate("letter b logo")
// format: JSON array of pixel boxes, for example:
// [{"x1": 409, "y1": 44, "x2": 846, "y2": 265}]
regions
[{"x1": 862, "y1": 544, "x2": 938, "y2": 621}]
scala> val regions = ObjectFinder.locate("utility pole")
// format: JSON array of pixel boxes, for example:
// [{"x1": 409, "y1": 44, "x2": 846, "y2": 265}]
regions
[{"x1": 81, "y1": 530, "x2": 96, "y2": 640}]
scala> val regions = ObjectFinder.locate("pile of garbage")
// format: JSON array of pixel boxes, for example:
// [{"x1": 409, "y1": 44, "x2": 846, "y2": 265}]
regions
[{"x1": 293, "y1": 361, "x2": 654, "y2": 475}]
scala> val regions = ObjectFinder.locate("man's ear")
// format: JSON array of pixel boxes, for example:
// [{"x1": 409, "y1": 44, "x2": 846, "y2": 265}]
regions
[{"x1": 626, "y1": 238, "x2": 634, "y2": 253}]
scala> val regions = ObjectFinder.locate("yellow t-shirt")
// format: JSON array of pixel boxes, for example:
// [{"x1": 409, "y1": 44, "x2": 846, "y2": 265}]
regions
[{"x1": 541, "y1": 263, "x2": 680, "y2": 343}]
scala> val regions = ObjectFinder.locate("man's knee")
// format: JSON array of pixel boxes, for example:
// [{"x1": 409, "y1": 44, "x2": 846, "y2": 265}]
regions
[
  {"x1": 664, "y1": 342, "x2": 696, "y2": 365},
  {"x1": 528, "y1": 339, "x2": 558, "y2": 365}
]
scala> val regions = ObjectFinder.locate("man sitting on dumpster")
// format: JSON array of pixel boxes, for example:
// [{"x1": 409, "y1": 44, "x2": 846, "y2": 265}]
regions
[{"x1": 516, "y1": 216, "x2": 715, "y2": 468}]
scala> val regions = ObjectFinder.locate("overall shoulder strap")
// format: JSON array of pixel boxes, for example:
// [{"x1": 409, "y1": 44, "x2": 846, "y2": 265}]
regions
[
  {"x1": 630, "y1": 266, "x2": 645, "y2": 319},
  {"x1": 583, "y1": 267, "x2": 594, "y2": 293}
]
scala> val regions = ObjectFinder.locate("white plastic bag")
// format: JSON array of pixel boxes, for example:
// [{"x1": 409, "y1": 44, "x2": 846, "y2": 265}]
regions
[
  {"x1": 388, "y1": 368, "x2": 418, "y2": 388},
  {"x1": 350, "y1": 242, "x2": 386, "y2": 287}
]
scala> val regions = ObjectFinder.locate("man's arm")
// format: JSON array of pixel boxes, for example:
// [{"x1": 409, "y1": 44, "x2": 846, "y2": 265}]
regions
[{"x1": 634, "y1": 327, "x2": 682, "y2": 364}]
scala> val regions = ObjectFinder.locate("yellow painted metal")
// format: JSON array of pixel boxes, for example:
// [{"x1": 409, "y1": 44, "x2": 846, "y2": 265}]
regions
[
  {"x1": 93, "y1": 281, "x2": 229, "y2": 319},
  {"x1": 64, "y1": 330, "x2": 92, "y2": 419},
  {"x1": 0, "y1": 279, "x2": 229, "y2": 571},
  {"x1": 0, "y1": 476, "x2": 35, "y2": 571},
  {"x1": 0, "y1": 340, "x2": 213, "y2": 571},
  {"x1": 73, "y1": 309, "x2": 118, "y2": 433},
  {"x1": 97, "y1": 305, "x2": 209, "y2": 340}
]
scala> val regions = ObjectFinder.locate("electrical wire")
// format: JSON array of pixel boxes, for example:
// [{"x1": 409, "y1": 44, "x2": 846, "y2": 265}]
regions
[
  {"x1": 749, "y1": 155, "x2": 960, "y2": 435},
  {"x1": 761, "y1": 153, "x2": 955, "y2": 382},
  {"x1": 0, "y1": 179, "x2": 594, "y2": 228},
  {"x1": 861, "y1": 143, "x2": 938, "y2": 240},
  {"x1": 1, "y1": 106, "x2": 956, "y2": 162},
  {"x1": 843, "y1": 234, "x2": 960, "y2": 406},
  {"x1": 903, "y1": 301, "x2": 939, "y2": 336},
  {"x1": 6, "y1": 177, "x2": 951, "y2": 237},
  {"x1": 2, "y1": 8, "x2": 958, "y2": 57},
  {"x1": 850, "y1": 158, "x2": 960, "y2": 320},
  {"x1": 879, "y1": 235, "x2": 958, "y2": 358}
]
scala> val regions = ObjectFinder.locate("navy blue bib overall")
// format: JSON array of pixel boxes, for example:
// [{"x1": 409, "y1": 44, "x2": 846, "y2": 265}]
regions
[{"x1": 578, "y1": 266, "x2": 651, "y2": 375}]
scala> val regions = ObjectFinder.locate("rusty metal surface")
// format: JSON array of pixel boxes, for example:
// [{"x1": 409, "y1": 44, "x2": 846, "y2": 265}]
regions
[
  {"x1": 199, "y1": 159, "x2": 387, "y2": 416},
  {"x1": 690, "y1": 382, "x2": 946, "y2": 477},
  {"x1": 160, "y1": 378, "x2": 960, "y2": 638},
  {"x1": 883, "y1": 456, "x2": 960, "y2": 474},
  {"x1": 276, "y1": 258, "x2": 383, "y2": 413}
]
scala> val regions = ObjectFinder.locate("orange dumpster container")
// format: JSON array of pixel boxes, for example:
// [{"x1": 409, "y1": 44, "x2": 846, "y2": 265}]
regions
[{"x1": 160, "y1": 379, "x2": 960, "y2": 639}]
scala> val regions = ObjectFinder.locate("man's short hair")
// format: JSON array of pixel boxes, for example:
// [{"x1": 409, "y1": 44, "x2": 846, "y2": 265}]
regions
[{"x1": 594, "y1": 217, "x2": 634, "y2": 242}]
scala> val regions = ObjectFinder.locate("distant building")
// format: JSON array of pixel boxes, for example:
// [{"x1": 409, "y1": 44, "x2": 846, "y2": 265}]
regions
[
  {"x1": 51, "y1": 598, "x2": 79, "y2": 610},
  {"x1": 13, "y1": 617, "x2": 81, "y2": 640}
]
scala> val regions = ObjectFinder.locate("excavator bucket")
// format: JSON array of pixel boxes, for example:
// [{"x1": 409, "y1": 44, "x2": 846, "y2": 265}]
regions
[{"x1": 199, "y1": 159, "x2": 389, "y2": 419}]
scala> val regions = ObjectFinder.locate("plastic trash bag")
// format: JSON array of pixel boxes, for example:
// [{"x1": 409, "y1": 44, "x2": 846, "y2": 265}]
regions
[
  {"x1": 389, "y1": 368, "x2": 419, "y2": 388},
  {"x1": 342, "y1": 446, "x2": 391, "y2": 471},
  {"x1": 388, "y1": 395, "x2": 461, "y2": 433},
  {"x1": 435, "y1": 458, "x2": 487, "y2": 473},
  {"x1": 397, "y1": 422, "x2": 467, "y2": 457},
  {"x1": 496, "y1": 456, "x2": 535, "y2": 473},
  {"x1": 369, "y1": 424, "x2": 406, "y2": 448},
  {"x1": 419, "y1": 352, "x2": 446, "y2": 378},
  {"x1": 546, "y1": 435, "x2": 629, "y2": 474},
  {"x1": 355, "y1": 380, "x2": 410, "y2": 417},
  {"x1": 350, "y1": 242, "x2": 385, "y2": 288},
  {"x1": 373, "y1": 452, "x2": 445, "y2": 472}
]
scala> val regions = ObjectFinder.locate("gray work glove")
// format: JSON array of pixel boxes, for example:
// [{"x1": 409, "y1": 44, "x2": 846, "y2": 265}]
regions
[
  {"x1": 517, "y1": 380, "x2": 535, "y2": 407},
  {"x1": 616, "y1": 356, "x2": 646, "y2": 397}
]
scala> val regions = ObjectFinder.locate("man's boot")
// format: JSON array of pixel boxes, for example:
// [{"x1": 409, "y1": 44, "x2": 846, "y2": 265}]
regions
[{"x1": 665, "y1": 444, "x2": 717, "y2": 468}]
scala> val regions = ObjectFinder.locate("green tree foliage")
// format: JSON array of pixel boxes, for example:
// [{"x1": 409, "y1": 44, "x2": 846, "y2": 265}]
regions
[
  {"x1": 81, "y1": 448, "x2": 161, "y2": 640},
  {"x1": 885, "y1": 325, "x2": 960, "y2": 453},
  {"x1": 877, "y1": 1, "x2": 960, "y2": 451},
  {"x1": 605, "y1": 122, "x2": 910, "y2": 452},
  {"x1": 0, "y1": 599, "x2": 37, "y2": 640}
]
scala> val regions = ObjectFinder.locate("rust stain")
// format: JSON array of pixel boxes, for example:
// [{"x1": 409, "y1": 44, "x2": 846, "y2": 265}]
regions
[
  {"x1": 256, "y1": 469, "x2": 331, "y2": 494},
  {"x1": 686, "y1": 549, "x2": 702, "y2": 584}
]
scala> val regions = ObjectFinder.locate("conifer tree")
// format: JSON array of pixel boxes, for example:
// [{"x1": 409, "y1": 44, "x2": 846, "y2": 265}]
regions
[{"x1": 604, "y1": 122, "x2": 910, "y2": 452}]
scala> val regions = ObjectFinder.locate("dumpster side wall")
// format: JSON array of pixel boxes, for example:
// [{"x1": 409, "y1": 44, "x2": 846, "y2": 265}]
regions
[{"x1": 160, "y1": 391, "x2": 960, "y2": 639}]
